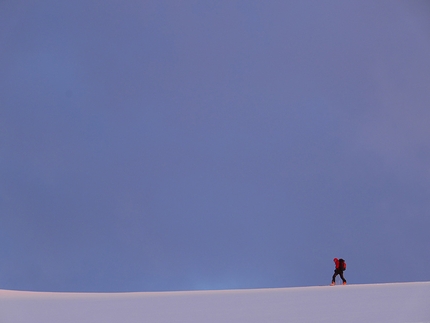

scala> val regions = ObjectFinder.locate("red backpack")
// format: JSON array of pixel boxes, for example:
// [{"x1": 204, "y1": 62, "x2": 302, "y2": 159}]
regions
[{"x1": 338, "y1": 258, "x2": 346, "y2": 271}]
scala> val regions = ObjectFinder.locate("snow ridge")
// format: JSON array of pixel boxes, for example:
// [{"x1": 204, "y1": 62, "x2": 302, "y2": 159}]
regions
[{"x1": 1, "y1": 282, "x2": 429, "y2": 323}]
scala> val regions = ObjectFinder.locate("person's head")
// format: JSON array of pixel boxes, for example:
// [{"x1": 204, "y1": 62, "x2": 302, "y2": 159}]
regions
[{"x1": 333, "y1": 258, "x2": 338, "y2": 262}]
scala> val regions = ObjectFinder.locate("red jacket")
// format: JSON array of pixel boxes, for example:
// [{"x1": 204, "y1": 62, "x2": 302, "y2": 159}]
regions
[{"x1": 334, "y1": 258, "x2": 346, "y2": 270}]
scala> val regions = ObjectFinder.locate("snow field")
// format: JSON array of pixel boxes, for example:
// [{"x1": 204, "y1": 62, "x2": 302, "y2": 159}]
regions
[{"x1": 0, "y1": 282, "x2": 429, "y2": 323}]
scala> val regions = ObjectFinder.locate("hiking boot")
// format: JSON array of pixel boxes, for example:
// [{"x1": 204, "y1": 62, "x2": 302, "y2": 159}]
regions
[
  {"x1": 342, "y1": 281, "x2": 347, "y2": 285},
  {"x1": 330, "y1": 282, "x2": 335, "y2": 286}
]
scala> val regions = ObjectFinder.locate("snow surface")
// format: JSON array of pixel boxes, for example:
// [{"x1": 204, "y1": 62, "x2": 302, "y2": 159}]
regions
[{"x1": 1, "y1": 282, "x2": 429, "y2": 323}]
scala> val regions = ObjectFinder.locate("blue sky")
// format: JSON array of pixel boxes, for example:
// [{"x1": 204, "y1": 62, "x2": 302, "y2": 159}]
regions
[{"x1": 1, "y1": 0, "x2": 430, "y2": 292}]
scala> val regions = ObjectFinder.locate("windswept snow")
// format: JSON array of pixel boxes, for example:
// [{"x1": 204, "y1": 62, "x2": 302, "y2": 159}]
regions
[{"x1": 0, "y1": 282, "x2": 429, "y2": 323}]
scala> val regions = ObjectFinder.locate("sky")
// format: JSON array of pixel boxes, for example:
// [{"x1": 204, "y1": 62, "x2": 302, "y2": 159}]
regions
[{"x1": 1, "y1": 0, "x2": 430, "y2": 292}]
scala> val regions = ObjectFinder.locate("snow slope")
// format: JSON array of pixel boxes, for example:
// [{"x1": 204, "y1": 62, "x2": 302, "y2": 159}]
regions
[{"x1": 1, "y1": 282, "x2": 429, "y2": 323}]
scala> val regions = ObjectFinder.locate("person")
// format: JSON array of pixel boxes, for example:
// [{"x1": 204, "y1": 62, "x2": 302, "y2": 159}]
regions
[{"x1": 331, "y1": 258, "x2": 347, "y2": 285}]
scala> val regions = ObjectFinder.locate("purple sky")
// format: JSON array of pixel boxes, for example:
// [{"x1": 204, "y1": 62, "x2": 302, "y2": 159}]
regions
[{"x1": 1, "y1": 1, "x2": 430, "y2": 292}]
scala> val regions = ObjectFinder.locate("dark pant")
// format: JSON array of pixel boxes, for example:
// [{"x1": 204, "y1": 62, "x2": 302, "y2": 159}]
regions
[{"x1": 332, "y1": 269, "x2": 346, "y2": 283}]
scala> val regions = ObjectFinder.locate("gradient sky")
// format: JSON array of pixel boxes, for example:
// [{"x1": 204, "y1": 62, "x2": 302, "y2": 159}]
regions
[{"x1": 1, "y1": 0, "x2": 430, "y2": 292}]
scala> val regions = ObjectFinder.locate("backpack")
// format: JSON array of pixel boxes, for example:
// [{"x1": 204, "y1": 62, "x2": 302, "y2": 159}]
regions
[{"x1": 338, "y1": 258, "x2": 346, "y2": 271}]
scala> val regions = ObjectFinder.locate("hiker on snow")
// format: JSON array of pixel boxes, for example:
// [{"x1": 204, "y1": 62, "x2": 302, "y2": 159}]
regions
[{"x1": 331, "y1": 258, "x2": 347, "y2": 285}]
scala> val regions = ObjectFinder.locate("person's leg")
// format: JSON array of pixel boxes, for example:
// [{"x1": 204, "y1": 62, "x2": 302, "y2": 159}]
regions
[
  {"x1": 339, "y1": 272, "x2": 347, "y2": 284},
  {"x1": 332, "y1": 271, "x2": 338, "y2": 284}
]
